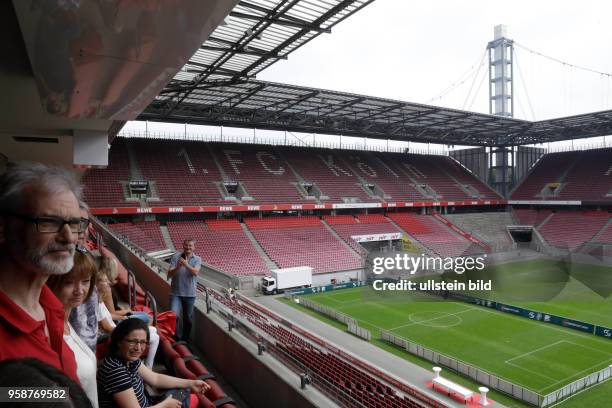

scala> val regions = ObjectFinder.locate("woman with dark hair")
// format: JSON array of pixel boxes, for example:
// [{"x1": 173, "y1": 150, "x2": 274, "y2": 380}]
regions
[
  {"x1": 0, "y1": 358, "x2": 92, "y2": 408},
  {"x1": 47, "y1": 251, "x2": 99, "y2": 407},
  {"x1": 95, "y1": 256, "x2": 160, "y2": 368},
  {"x1": 97, "y1": 318, "x2": 210, "y2": 408}
]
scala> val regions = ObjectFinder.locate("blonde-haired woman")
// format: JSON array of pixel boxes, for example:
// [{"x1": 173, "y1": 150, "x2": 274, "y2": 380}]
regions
[{"x1": 47, "y1": 251, "x2": 99, "y2": 408}]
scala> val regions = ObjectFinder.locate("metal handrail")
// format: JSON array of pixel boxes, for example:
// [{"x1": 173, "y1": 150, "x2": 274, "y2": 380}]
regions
[
  {"x1": 127, "y1": 269, "x2": 137, "y2": 309},
  {"x1": 144, "y1": 290, "x2": 158, "y2": 327}
]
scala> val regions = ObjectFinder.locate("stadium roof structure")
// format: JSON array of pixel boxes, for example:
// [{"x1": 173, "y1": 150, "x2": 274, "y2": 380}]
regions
[
  {"x1": 160, "y1": 0, "x2": 374, "y2": 117},
  {"x1": 141, "y1": 0, "x2": 612, "y2": 147}
]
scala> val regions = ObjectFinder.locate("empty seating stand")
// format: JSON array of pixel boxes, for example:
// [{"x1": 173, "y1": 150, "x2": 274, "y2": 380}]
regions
[
  {"x1": 83, "y1": 138, "x2": 501, "y2": 208},
  {"x1": 324, "y1": 214, "x2": 401, "y2": 254},
  {"x1": 382, "y1": 153, "x2": 477, "y2": 200},
  {"x1": 108, "y1": 221, "x2": 166, "y2": 252},
  {"x1": 211, "y1": 143, "x2": 307, "y2": 203},
  {"x1": 512, "y1": 148, "x2": 612, "y2": 201},
  {"x1": 338, "y1": 151, "x2": 425, "y2": 201},
  {"x1": 558, "y1": 148, "x2": 612, "y2": 201},
  {"x1": 512, "y1": 208, "x2": 552, "y2": 226},
  {"x1": 167, "y1": 220, "x2": 270, "y2": 276},
  {"x1": 83, "y1": 138, "x2": 132, "y2": 207},
  {"x1": 538, "y1": 211, "x2": 610, "y2": 250},
  {"x1": 245, "y1": 216, "x2": 362, "y2": 274},
  {"x1": 134, "y1": 139, "x2": 225, "y2": 206},
  {"x1": 388, "y1": 213, "x2": 479, "y2": 256},
  {"x1": 281, "y1": 147, "x2": 377, "y2": 202}
]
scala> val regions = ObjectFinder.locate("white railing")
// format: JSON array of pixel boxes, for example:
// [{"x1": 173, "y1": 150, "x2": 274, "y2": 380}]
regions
[{"x1": 117, "y1": 130, "x2": 449, "y2": 156}]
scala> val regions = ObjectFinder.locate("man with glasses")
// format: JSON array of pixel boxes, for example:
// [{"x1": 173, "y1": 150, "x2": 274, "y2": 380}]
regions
[{"x1": 0, "y1": 162, "x2": 83, "y2": 382}]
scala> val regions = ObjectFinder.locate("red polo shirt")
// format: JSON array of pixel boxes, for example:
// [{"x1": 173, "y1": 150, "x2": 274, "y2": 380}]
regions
[{"x1": 0, "y1": 284, "x2": 78, "y2": 382}]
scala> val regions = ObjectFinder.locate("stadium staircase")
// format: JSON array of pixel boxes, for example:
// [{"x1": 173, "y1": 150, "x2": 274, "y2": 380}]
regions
[
  {"x1": 384, "y1": 215, "x2": 431, "y2": 255},
  {"x1": 159, "y1": 224, "x2": 176, "y2": 252},
  {"x1": 442, "y1": 212, "x2": 515, "y2": 251},
  {"x1": 211, "y1": 143, "x2": 306, "y2": 204},
  {"x1": 593, "y1": 218, "x2": 612, "y2": 242},
  {"x1": 274, "y1": 147, "x2": 324, "y2": 203},
  {"x1": 513, "y1": 209, "x2": 553, "y2": 227},
  {"x1": 323, "y1": 214, "x2": 401, "y2": 255},
  {"x1": 167, "y1": 220, "x2": 270, "y2": 276},
  {"x1": 244, "y1": 216, "x2": 362, "y2": 274},
  {"x1": 240, "y1": 223, "x2": 279, "y2": 270},
  {"x1": 321, "y1": 215, "x2": 365, "y2": 255},
  {"x1": 133, "y1": 140, "x2": 226, "y2": 206},
  {"x1": 280, "y1": 147, "x2": 376, "y2": 203},
  {"x1": 387, "y1": 213, "x2": 480, "y2": 257},
  {"x1": 125, "y1": 138, "x2": 143, "y2": 180},
  {"x1": 538, "y1": 211, "x2": 610, "y2": 250}
]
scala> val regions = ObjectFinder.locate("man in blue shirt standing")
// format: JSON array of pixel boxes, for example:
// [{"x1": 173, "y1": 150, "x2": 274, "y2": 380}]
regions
[{"x1": 168, "y1": 239, "x2": 201, "y2": 341}]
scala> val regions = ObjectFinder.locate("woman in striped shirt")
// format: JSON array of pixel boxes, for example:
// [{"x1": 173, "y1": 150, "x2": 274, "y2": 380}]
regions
[{"x1": 97, "y1": 318, "x2": 210, "y2": 408}]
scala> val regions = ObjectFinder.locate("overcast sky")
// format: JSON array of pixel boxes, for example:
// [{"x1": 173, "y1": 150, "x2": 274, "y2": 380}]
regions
[{"x1": 126, "y1": 0, "x2": 612, "y2": 149}]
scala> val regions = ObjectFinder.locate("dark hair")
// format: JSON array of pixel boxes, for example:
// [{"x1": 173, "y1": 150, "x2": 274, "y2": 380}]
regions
[
  {"x1": 47, "y1": 252, "x2": 97, "y2": 301},
  {"x1": 109, "y1": 318, "x2": 150, "y2": 356},
  {"x1": 0, "y1": 358, "x2": 92, "y2": 407}
]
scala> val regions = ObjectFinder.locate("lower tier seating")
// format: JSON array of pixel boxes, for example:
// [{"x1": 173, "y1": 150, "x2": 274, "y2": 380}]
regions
[
  {"x1": 166, "y1": 220, "x2": 270, "y2": 276},
  {"x1": 245, "y1": 217, "x2": 362, "y2": 274},
  {"x1": 388, "y1": 213, "x2": 481, "y2": 256},
  {"x1": 108, "y1": 221, "x2": 166, "y2": 252}
]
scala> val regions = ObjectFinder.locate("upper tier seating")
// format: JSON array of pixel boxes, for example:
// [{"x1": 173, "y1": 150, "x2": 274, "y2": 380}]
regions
[
  {"x1": 558, "y1": 148, "x2": 612, "y2": 200},
  {"x1": 167, "y1": 220, "x2": 270, "y2": 276},
  {"x1": 511, "y1": 153, "x2": 574, "y2": 199},
  {"x1": 108, "y1": 221, "x2": 166, "y2": 252},
  {"x1": 512, "y1": 149, "x2": 612, "y2": 201},
  {"x1": 382, "y1": 153, "x2": 494, "y2": 200},
  {"x1": 211, "y1": 143, "x2": 306, "y2": 203},
  {"x1": 324, "y1": 214, "x2": 400, "y2": 254},
  {"x1": 443, "y1": 212, "x2": 514, "y2": 251},
  {"x1": 538, "y1": 211, "x2": 610, "y2": 251},
  {"x1": 436, "y1": 157, "x2": 499, "y2": 199},
  {"x1": 245, "y1": 216, "x2": 362, "y2": 274},
  {"x1": 83, "y1": 138, "x2": 132, "y2": 207},
  {"x1": 133, "y1": 139, "x2": 224, "y2": 205},
  {"x1": 280, "y1": 147, "x2": 377, "y2": 202},
  {"x1": 388, "y1": 213, "x2": 481, "y2": 256},
  {"x1": 337, "y1": 151, "x2": 425, "y2": 201},
  {"x1": 83, "y1": 139, "x2": 502, "y2": 207}
]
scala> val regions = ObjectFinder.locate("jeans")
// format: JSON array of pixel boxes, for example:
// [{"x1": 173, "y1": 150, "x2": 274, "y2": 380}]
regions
[{"x1": 170, "y1": 295, "x2": 196, "y2": 341}]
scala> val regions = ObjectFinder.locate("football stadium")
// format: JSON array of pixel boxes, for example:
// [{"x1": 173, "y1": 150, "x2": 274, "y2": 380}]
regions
[{"x1": 0, "y1": 1, "x2": 611, "y2": 408}]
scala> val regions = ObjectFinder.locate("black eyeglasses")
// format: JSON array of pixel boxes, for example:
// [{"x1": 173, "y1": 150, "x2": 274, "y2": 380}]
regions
[
  {"x1": 124, "y1": 339, "x2": 149, "y2": 347},
  {"x1": 7, "y1": 213, "x2": 90, "y2": 234}
]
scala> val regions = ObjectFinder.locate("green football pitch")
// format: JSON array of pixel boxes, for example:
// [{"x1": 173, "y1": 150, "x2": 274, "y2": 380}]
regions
[{"x1": 296, "y1": 260, "x2": 612, "y2": 397}]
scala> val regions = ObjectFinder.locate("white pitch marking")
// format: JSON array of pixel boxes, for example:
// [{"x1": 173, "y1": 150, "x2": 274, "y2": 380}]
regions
[{"x1": 505, "y1": 340, "x2": 566, "y2": 364}]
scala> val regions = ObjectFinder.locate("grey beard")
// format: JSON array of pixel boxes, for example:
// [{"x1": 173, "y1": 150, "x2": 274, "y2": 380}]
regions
[{"x1": 27, "y1": 243, "x2": 76, "y2": 275}]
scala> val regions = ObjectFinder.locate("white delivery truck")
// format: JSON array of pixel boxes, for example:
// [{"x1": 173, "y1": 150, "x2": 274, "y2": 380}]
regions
[{"x1": 261, "y1": 266, "x2": 312, "y2": 295}]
